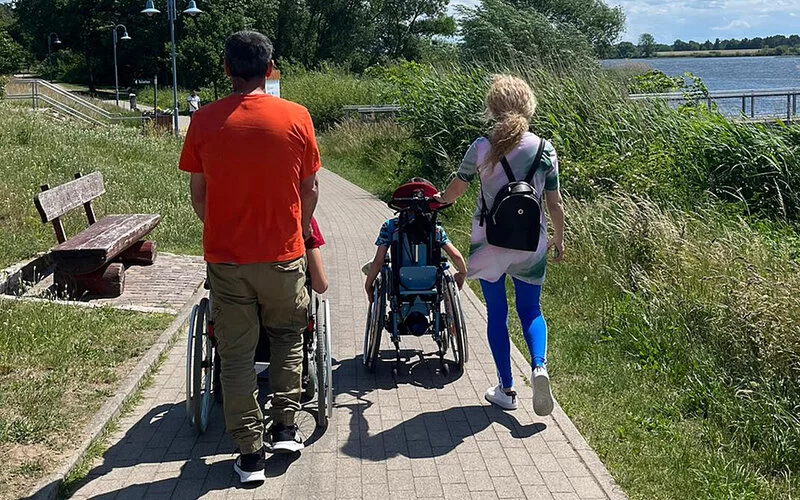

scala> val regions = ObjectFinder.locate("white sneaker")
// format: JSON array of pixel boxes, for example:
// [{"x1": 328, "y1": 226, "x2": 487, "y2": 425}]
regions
[
  {"x1": 484, "y1": 384, "x2": 518, "y2": 410},
  {"x1": 233, "y1": 447, "x2": 266, "y2": 484},
  {"x1": 532, "y1": 366, "x2": 554, "y2": 416}
]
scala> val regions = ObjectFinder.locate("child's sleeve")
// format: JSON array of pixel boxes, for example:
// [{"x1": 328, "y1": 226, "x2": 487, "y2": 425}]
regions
[
  {"x1": 437, "y1": 225, "x2": 452, "y2": 247},
  {"x1": 305, "y1": 217, "x2": 325, "y2": 249},
  {"x1": 375, "y1": 220, "x2": 393, "y2": 247}
]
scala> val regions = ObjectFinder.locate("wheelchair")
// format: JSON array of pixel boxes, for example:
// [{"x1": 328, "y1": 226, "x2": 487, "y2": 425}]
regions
[
  {"x1": 363, "y1": 182, "x2": 469, "y2": 377},
  {"x1": 186, "y1": 279, "x2": 333, "y2": 434}
]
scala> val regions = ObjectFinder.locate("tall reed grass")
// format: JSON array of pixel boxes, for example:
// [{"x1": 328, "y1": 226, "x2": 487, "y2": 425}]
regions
[{"x1": 319, "y1": 117, "x2": 800, "y2": 498}]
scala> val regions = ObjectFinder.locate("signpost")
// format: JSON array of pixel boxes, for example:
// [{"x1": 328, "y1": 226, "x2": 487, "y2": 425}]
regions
[
  {"x1": 134, "y1": 76, "x2": 158, "y2": 113},
  {"x1": 266, "y1": 69, "x2": 281, "y2": 97}
]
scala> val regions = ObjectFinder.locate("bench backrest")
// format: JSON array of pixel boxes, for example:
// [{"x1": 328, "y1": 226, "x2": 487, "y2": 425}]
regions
[
  {"x1": 34, "y1": 172, "x2": 104, "y2": 244},
  {"x1": 34, "y1": 172, "x2": 105, "y2": 223}
]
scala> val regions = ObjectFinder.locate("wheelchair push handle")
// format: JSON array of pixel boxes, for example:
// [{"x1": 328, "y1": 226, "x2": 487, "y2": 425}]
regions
[{"x1": 388, "y1": 194, "x2": 452, "y2": 212}]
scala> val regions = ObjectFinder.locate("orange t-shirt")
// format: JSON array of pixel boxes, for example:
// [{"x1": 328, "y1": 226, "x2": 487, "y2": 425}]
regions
[{"x1": 179, "y1": 93, "x2": 321, "y2": 264}]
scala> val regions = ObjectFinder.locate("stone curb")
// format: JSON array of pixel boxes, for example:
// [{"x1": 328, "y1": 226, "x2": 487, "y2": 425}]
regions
[
  {"x1": 462, "y1": 287, "x2": 628, "y2": 500},
  {"x1": 25, "y1": 282, "x2": 207, "y2": 500}
]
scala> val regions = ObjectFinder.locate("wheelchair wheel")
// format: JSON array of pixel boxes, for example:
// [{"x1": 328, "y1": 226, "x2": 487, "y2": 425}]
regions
[
  {"x1": 304, "y1": 298, "x2": 319, "y2": 402},
  {"x1": 316, "y1": 299, "x2": 334, "y2": 427},
  {"x1": 363, "y1": 273, "x2": 385, "y2": 371},
  {"x1": 443, "y1": 275, "x2": 468, "y2": 371},
  {"x1": 186, "y1": 297, "x2": 216, "y2": 434}
]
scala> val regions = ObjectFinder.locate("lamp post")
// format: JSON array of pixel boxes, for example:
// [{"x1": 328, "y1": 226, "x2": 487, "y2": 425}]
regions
[
  {"x1": 112, "y1": 25, "x2": 132, "y2": 107},
  {"x1": 47, "y1": 32, "x2": 61, "y2": 58},
  {"x1": 141, "y1": 0, "x2": 203, "y2": 137}
]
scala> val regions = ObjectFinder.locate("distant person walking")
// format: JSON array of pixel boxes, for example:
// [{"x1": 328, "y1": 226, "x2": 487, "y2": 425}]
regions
[
  {"x1": 436, "y1": 75, "x2": 565, "y2": 417},
  {"x1": 187, "y1": 90, "x2": 200, "y2": 119},
  {"x1": 179, "y1": 31, "x2": 320, "y2": 484}
]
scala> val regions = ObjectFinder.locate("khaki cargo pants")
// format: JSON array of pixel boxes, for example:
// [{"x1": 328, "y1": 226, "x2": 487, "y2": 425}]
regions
[{"x1": 208, "y1": 257, "x2": 309, "y2": 455}]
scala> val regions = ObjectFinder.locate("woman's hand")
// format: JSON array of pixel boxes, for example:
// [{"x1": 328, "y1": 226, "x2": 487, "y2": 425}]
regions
[
  {"x1": 548, "y1": 236, "x2": 565, "y2": 263},
  {"x1": 433, "y1": 192, "x2": 448, "y2": 204},
  {"x1": 365, "y1": 280, "x2": 374, "y2": 301},
  {"x1": 454, "y1": 271, "x2": 466, "y2": 290}
]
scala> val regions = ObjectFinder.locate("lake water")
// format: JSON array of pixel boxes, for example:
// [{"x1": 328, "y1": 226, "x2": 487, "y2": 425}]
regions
[{"x1": 602, "y1": 56, "x2": 800, "y2": 117}]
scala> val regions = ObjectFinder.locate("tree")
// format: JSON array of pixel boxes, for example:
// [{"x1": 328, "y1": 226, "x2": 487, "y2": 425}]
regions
[
  {"x1": 0, "y1": 28, "x2": 26, "y2": 74},
  {"x1": 508, "y1": 0, "x2": 625, "y2": 56},
  {"x1": 638, "y1": 33, "x2": 656, "y2": 57},
  {"x1": 615, "y1": 41, "x2": 637, "y2": 59},
  {"x1": 459, "y1": 0, "x2": 593, "y2": 65}
]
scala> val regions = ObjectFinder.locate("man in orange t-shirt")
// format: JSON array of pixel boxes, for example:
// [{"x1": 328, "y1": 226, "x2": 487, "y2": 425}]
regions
[{"x1": 179, "y1": 31, "x2": 319, "y2": 483}]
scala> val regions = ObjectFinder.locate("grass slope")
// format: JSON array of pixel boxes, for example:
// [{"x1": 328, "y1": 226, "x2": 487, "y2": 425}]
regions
[{"x1": 0, "y1": 104, "x2": 182, "y2": 498}]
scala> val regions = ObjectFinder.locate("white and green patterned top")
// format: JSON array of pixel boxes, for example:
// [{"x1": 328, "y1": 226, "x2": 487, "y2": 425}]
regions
[{"x1": 457, "y1": 132, "x2": 560, "y2": 285}]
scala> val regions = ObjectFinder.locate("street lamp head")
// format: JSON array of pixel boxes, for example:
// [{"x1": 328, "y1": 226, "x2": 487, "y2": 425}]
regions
[
  {"x1": 53, "y1": 38, "x2": 62, "y2": 45},
  {"x1": 141, "y1": 0, "x2": 161, "y2": 16},
  {"x1": 183, "y1": 0, "x2": 203, "y2": 16},
  {"x1": 121, "y1": 32, "x2": 132, "y2": 40}
]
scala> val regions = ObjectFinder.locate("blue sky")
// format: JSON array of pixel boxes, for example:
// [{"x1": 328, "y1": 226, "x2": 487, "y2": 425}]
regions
[{"x1": 449, "y1": 0, "x2": 800, "y2": 44}]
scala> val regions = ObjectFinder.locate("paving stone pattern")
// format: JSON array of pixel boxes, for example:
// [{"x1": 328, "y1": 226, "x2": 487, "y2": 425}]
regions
[
  {"x1": 29, "y1": 253, "x2": 206, "y2": 314},
  {"x1": 68, "y1": 170, "x2": 621, "y2": 499}
]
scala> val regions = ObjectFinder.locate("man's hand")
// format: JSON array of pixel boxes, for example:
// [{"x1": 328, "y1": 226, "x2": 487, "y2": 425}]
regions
[
  {"x1": 454, "y1": 271, "x2": 466, "y2": 290},
  {"x1": 365, "y1": 279, "x2": 374, "y2": 301},
  {"x1": 302, "y1": 223, "x2": 312, "y2": 241},
  {"x1": 548, "y1": 236, "x2": 565, "y2": 263}
]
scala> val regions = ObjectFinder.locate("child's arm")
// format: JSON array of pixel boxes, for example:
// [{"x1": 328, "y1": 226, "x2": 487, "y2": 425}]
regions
[
  {"x1": 365, "y1": 246, "x2": 389, "y2": 299},
  {"x1": 307, "y1": 247, "x2": 328, "y2": 294},
  {"x1": 442, "y1": 242, "x2": 467, "y2": 289}
]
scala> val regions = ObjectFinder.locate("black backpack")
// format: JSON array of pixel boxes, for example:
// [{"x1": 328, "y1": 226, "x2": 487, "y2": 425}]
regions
[{"x1": 479, "y1": 139, "x2": 547, "y2": 252}]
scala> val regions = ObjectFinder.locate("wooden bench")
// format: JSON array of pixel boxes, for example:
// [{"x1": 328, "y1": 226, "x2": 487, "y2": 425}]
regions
[{"x1": 34, "y1": 172, "x2": 161, "y2": 297}]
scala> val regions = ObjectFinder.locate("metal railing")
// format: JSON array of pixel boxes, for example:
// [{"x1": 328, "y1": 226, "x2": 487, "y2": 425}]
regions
[
  {"x1": 630, "y1": 88, "x2": 800, "y2": 122},
  {"x1": 4, "y1": 78, "x2": 144, "y2": 126},
  {"x1": 342, "y1": 105, "x2": 400, "y2": 121}
]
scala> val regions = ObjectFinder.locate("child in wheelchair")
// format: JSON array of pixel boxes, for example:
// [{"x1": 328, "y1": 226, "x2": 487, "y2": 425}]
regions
[
  {"x1": 362, "y1": 178, "x2": 468, "y2": 374},
  {"x1": 364, "y1": 178, "x2": 466, "y2": 298}
]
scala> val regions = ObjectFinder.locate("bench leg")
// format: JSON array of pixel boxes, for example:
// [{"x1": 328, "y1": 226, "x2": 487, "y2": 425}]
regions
[
  {"x1": 118, "y1": 240, "x2": 157, "y2": 266},
  {"x1": 54, "y1": 263, "x2": 126, "y2": 298}
]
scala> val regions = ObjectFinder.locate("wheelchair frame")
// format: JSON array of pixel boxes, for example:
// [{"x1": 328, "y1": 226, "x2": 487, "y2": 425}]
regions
[
  {"x1": 363, "y1": 195, "x2": 469, "y2": 377},
  {"x1": 186, "y1": 283, "x2": 333, "y2": 434}
]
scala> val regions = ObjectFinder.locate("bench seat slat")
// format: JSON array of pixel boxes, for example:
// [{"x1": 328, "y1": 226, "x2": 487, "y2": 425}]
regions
[{"x1": 51, "y1": 214, "x2": 161, "y2": 274}]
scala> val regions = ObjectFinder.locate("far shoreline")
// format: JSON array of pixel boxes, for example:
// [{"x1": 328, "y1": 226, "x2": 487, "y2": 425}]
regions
[{"x1": 642, "y1": 49, "x2": 799, "y2": 59}]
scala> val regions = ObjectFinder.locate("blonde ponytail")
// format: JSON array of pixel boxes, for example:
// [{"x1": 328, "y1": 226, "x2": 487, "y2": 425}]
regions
[{"x1": 483, "y1": 75, "x2": 537, "y2": 170}]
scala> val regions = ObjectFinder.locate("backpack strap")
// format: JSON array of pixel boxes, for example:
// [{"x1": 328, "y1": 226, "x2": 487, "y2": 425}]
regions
[
  {"x1": 524, "y1": 139, "x2": 547, "y2": 185},
  {"x1": 499, "y1": 157, "x2": 516, "y2": 183},
  {"x1": 479, "y1": 181, "x2": 487, "y2": 227}
]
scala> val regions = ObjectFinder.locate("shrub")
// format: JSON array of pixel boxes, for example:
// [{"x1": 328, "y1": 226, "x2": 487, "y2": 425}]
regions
[{"x1": 281, "y1": 65, "x2": 390, "y2": 129}]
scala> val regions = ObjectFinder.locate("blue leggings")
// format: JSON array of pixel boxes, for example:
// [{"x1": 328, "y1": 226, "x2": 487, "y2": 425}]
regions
[{"x1": 480, "y1": 275, "x2": 547, "y2": 389}]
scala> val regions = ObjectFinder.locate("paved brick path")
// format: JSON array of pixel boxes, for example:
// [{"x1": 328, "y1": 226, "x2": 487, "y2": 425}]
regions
[
  {"x1": 27, "y1": 253, "x2": 206, "y2": 314},
  {"x1": 68, "y1": 170, "x2": 625, "y2": 500}
]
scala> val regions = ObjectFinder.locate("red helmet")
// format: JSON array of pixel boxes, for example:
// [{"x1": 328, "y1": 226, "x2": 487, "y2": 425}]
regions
[{"x1": 390, "y1": 180, "x2": 446, "y2": 211}]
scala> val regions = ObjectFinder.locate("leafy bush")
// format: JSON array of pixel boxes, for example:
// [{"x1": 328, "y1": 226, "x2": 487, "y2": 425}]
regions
[
  {"x1": 0, "y1": 75, "x2": 8, "y2": 99},
  {"x1": 281, "y1": 65, "x2": 390, "y2": 129}
]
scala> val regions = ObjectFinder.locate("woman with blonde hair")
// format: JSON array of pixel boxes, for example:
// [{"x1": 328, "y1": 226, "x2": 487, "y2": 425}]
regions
[{"x1": 436, "y1": 75, "x2": 565, "y2": 416}]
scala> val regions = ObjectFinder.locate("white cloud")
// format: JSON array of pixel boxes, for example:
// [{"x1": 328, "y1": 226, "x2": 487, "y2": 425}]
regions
[
  {"x1": 610, "y1": 0, "x2": 798, "y2": 42},
  {"x1": 712, "y1": 20, "x2": 752, "y2": 30}
]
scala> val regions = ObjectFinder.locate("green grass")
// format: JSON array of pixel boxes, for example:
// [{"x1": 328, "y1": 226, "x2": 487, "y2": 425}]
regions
[
  {"x1": 0, "y1": 103, "x2": 202, "y2": 268},
  {"x1": 0, "y1": 103, "x2": 188, "y2": 498},
  {"x1": 0, "y1": 300, "x2": 170, "y2": 499},
  {"x1": 61, "y1": 345, "x2": 174, "y2": 498},
  {"x1": 320, "y1": 120, "x2": 800, "y2": 499}
]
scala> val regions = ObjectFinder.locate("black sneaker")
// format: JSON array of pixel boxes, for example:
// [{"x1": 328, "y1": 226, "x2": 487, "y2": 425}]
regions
[
  {"x1": 270, "y1": 423, "x2": 305, "y2": 453},
  {"x1": 233, "y1": 446, "x2": 266, "y2": 484}
]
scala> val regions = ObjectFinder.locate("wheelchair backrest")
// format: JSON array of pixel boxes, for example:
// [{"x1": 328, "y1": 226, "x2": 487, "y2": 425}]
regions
[{"x1": 389, "y1": 210, "x2": 442, "y2": 296}]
